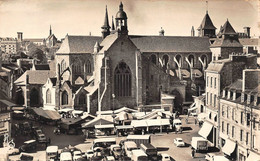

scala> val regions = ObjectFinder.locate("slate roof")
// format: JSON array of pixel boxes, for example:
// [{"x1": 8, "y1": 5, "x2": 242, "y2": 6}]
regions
[
  {"x1": 239, "y1": 38, "x2": 259, "y2": 46},
  {"x1": 14, "y1": 70, "x2": 56, "y2": 85},
  {"x1": 227, "y1": 79, "x2": 243, "y2": 90},
  {"x1": 99, "y1": 34, "x2": 118, "y2": 53},
  {"x1": 56, "y1": 35, "x2": 102, "y2": 54},
  {"x1": 205, "y1": 59, "x2": 230, "y2": 72},
  {"x1": 222, "y1": 20, "x2": 236, "y2": 35},
  {"x1": 24, "y1": 38, "x2": 44, "y2": 42},
  {"x1": 129, "y1": 36, "x2": 211, "y2": 53},
  {"x1": 34, "y1": 64, "x2": 50, "y2": 70},
  {"x1": 211, "y1": 38, "x2": 243, "y2": 48},
  {"x1": 198, "y1": 13, "x2": 216, "y2": 30}
]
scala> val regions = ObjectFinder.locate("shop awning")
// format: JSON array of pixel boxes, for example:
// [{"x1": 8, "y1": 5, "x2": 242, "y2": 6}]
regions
[
  {"x1": 82, "y1": 117, "x2": 114, "y2": 128},
  {"x1": 198, "y1": 121, "x2": 213, "y2": 139},
  {"x1": 11, "y1": 106, "x2": 25, "y2": 111},
  {"x1": 116, "y1": 125, "x2": 133, "y2": 130},
  {"x1": 131, "y1": 120, "x2": 147, "y2": 128},
  {"x1": 222, "y1": 139, "x2": 236, "y2": 156},
  {"x1": 146, "y1": 119, "x2": 161, "y2": 126},
  {"x1": 95, "y1": 124, "x2": 114, "y2": 129},
  {"x1": 32, "y1": 108, "x2": 61, "y2": 120},
  {"x1": 247, "y1": 151, "x2": 260, "y2": 161},
  {"x1": 44, "y1": 110, "x2": 61, "y2": 120}
]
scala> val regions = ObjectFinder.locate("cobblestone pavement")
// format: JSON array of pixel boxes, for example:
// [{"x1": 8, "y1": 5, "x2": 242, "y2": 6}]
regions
[{"x1": 9, "y1": 115, "x2": 223, "y2": 161}]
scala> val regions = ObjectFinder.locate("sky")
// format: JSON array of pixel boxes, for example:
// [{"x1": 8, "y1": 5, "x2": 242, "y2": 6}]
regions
[{"x1": 0, "y1": 0, "x2": 258, "y2": 39}]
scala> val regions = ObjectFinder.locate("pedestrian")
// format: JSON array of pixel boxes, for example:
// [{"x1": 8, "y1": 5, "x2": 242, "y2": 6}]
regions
[
  {"x1": 195, "y1": 118, "x2": 197, "y2": 125},
  {"x1": 48, "y1": 137, "x2": 51, "y2": 145},
  {"x1": 191, "y1": 148, "x2": 195, "y2": 158}
]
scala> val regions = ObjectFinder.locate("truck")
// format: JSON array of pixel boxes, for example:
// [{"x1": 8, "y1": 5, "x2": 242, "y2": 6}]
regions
[
  {"x1": 140, "y1": 143, "x2": 157, "y2": 161},
  {"x1": 126, "y1": 135, "x2": 151, "y2": 147},
  {"x1": 131, "y1": 149, "x2": 148, "y2": 161},
  {"x1": 191, "y1": 137, "x2": 208, "y2": 152},
  {"x1": 173, "y1": 119, "x2": 182, "y2": 133}
]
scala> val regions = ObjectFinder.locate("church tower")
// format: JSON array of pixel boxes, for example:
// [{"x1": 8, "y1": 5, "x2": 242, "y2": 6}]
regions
[
  {"x1": 115, "y1": 2, "x2": 128, "y2": 35},
  {"x1": 101, "y1": 6, "x2": 111, "y2": 39}
]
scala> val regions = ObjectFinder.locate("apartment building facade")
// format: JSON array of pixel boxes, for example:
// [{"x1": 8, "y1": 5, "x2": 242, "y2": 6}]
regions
[{"x1": 219, "y1": 69, "x2": 260, "y2": 161}]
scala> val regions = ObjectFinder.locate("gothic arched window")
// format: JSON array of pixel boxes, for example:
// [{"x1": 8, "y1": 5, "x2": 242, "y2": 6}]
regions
[
  {"x1": 79, "y1": 94, "x2": 86, "y2": 105},
  {"x1": 61, "y1": 60, "x2": 66, "y2": 72},
  {"x1": 175, "y1": 55, "x2": 182, "y2": 67},
  {"x1": 162, "y1": 55, "x2": 169, "y2": 67},
  {"x1": 85, "y1": 60, "x2": 91, "y2": 74},
  {"x1": 46, "y1": 89, "x2": 51, "y2": 104},
  {"x1": 150, "y1": 54, "x2": 157, "y2": 64},
  {"x1": 74, "y1": 59, "x2": 81, "y2": 74},
  {"x1": 114, "y1": 62, "x2": 131, "y2": 97},
  {"x1": 188, "y1": 55, "x2": 195, "y2": 67},
  {"x1": 62, "y1": 91, "x2": 68, "y2": 105}
]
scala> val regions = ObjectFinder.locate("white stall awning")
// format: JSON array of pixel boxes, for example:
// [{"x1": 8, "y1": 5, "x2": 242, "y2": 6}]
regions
[
  {"x1": 198, "y1": 121, "x2": 213, "y2": 139},
  {"x1": 222, "y1": 139, "x2": 236, "y2": 156}
]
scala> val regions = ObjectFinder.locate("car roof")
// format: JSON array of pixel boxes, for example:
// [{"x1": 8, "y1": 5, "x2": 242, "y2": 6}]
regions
[
  {"x1": 176, "y1": 138, "x2": 182, "y2": 140},
  {"x1": 24, "y1": 140, "x2": 36, "y2": 144},
  {"x1": 111, "y1": 144, "x2": 120, "y2": 148}
]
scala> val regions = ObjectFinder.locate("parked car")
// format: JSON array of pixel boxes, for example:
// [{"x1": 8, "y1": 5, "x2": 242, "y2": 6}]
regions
[
  {"x1": 123, "y1": 141, "x2": 138, "y2": 158},
  {"x1": 103, "y1": 156, "x2": 115, "y2": 161},
  {"x1": 158, "y1": 153, "x2": 171, "y2": 161},
  {"x1": 110, "y1": 144, "x2": 121, "y2": 160},
  {"x1": 91, "y1": 151, "x2": 104, "y2": 161},
  {"x1": 73, "y1": 150, "x2": 83, "y2": 161},
  {"x1": 19, "y1": 140, "x2": 37, "y2": 152},
  {"x1": 37, "y1": 133, "x2": 47, "y2": 143},
  {"x1": 46, "y1": 146, "x2": 58, "y2": 161},
  {"x1": 173, "y1": 138, "x2": 185, "y2": 147},
  {"x1": 60, "y1": 152, "x2": 72, "y2": 161},
  {"x1": 85, "y1": 150, "x2": 94, "y2": 160},
  {"x1": 205, "y1": 153, "x2": 230, "y2": 161},
  {"x1": 19, "y1": 152, "x2": 33, "y2": 161}
]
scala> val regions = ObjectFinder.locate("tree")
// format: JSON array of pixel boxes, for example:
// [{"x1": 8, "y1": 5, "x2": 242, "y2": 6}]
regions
[{"x1": 27, "y1": 43, "x2": 47, "y2": 63}]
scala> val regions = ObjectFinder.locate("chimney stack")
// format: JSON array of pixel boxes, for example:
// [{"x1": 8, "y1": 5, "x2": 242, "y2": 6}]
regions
[
  {"x1": 159, "y1": 27, "x2": 165, "y2": 36},
  {"x1": 17, "y1": 32, "x2": 23, "y2": 42},
  {"x1": 243, "y1": 27, "x2": 250, "y2": 38}
]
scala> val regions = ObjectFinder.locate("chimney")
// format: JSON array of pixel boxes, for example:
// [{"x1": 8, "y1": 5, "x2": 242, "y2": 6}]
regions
[
  {"x1": 191, "y1": 26, "x2": 195, "y2": 37},
  {"x1": 243, "y1": 27, "x2": 250, "y2": 38},
  {"x1": 159, "y1": 27, "x2": 165, "y2": 36},
  {"x1": 17, "y1": 32, "x2": 23, "y2": 42}
]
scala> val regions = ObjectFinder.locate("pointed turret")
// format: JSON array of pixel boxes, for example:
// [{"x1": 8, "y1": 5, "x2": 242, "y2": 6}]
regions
[
  {"x1": 94, "y1": 41, "x2": 101, "y2": 53},
  {"x1": 50, "y1": 25, "x2": 52, "y2": 36},
  {"x1": 191, "y1": 26, "x2": 195, "y2": 37},
  {"x1": 101, "y1": 5, "x2": 111, "y2": 39},
  {"x1": 197, "y1": 10, "x2": 216, "y2": 37},
  {"x1": 111, "y1": 16, "x2": 115, "y2": 31},
  {"x1": 221, "y1": 19, "x2": 236, "y2": 35}
]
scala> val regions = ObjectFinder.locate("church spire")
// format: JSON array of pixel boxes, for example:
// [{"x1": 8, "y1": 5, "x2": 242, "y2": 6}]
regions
[
  {"x1": 111, "y1": 16, "x2": 115, "y2": 31},
  {"x1": 206, "y1": 1, "x2": 208, "y2": 14},
  {"x1": 49, "y1": 25, "x2": 52, "y2": 36},
  {"x1": 101, "y1": 5, "x2": 111, "y2": 39}
]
